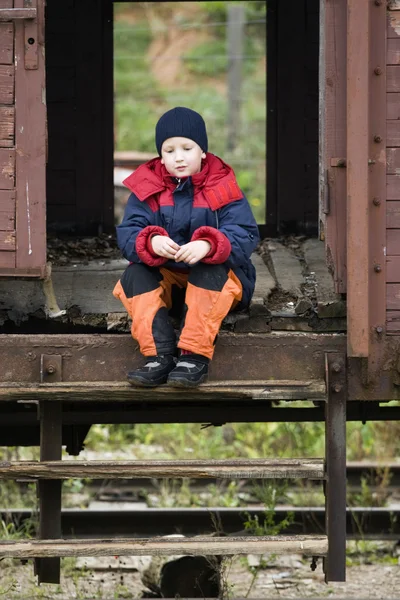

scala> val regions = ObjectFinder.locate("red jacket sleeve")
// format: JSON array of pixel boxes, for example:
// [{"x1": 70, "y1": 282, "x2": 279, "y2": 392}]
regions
[
  {"x1": 136, "y1": 226, "x2": 169, "y2": 267},
  {"x1": 191, "y1": 226, "x2": 232, "y2": 264}
]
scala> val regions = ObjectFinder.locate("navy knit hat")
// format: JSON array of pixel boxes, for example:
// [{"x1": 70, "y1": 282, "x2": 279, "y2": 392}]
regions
[{"x1": 155, "y1": 107, "x2": 208, "y2": 155}]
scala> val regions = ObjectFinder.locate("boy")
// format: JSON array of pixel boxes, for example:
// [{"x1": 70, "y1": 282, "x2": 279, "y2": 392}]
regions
[{"x1": 113, "y1": 107, "x2": 260, "y2": 387}]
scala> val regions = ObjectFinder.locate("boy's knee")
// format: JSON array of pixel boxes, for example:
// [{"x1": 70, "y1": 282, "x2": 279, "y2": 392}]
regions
[
  {"x1": 120, "y1": 263, "x2": 162, "y2": 297},
  {"x1": 188, "y1": 263, "x2": 228, "y2": 291}
]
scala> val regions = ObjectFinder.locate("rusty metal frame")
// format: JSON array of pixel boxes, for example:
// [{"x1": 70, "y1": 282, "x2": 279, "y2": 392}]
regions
[{"x1": 324, "y1": 352, "x2": 347, "y2": 582}]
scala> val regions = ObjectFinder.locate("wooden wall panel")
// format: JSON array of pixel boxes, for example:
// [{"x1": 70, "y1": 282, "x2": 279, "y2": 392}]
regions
[
  {"x1": 387, "y1": 147, "x2": 400, "y2": 171},
  {"x1": 387, "y1": 2, "x2": 400, "y2": 326},
  {"x1": 387, "y1": 310, "x2": 400, "y2": 332},
  {"x1": 387, "y1": 256, "x2": 400, "y2": 282},
  {"x1": 14, "y1": 0, "x2": 46, "y2": 273},
  {"x1": 388, "y1": 93, "x2": 400, "y2": 118},
  {"x1": 387, "y1": 229, "x2": 400, "y2": 254},
  {"x1": 0, "y1": 65, "x2": 14, "y2": 104},
  {"x1": 387, "y1": 65, "x2": 400, "y2": 90},
  {"x1": 0, "y1": 231, "x2": 15, "y2": 251},
  {"x1": 387, "y1": 174, "x2": 400, "y2": 199},
  {"x1": 0, "y1": 191, "x2": 15, "y2": 230},
  {"x1": 388, "y1": 10, "x2": 400, "y2": 38},
  {"x1": 387, "y1": 121, "x2": 400, "y2": 146},
  {"x1": 0, "y1": 106, "x2": 14, "y2": 147},
  {"x1": 0, "y1": 23, "x2": 13, "y2": 64},
  {"x1": 0, "y1": 149, "x2": 14, "y2": 188},
  {"x1": 388, "y1": 38, "x2": 400, "y2": 64},
  {"x1": 387, "y1": 284, "x2": 400, "y2": 309},
  {"x1": 387, "y1": 201, "x2": 400, "y2": 227}
]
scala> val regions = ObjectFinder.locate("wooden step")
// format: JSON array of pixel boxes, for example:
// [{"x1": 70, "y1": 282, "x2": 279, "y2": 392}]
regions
[
  {"x1": 0, "y1": 535, "x2": 328, "y2": 558},
  {"x1": 0, "y1": 458, "x2": 325, "y2": 480},
  {"x1": 0, "y1": 380, "x2": 327, "y2": 402}
]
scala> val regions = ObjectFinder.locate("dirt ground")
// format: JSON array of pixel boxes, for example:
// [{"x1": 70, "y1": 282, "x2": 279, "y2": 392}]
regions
[{"x1": 1, "y1": 548, "x2": 399, "y2": 599}]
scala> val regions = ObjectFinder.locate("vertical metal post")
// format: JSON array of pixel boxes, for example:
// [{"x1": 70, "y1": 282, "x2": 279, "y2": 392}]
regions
[
  {"x1": 325, "y1": 352, "x2": 347, "y2": 582},
  {"x1": 227, "y1": 3, "x2": 244, "y2": 151},
  {"x1": 36, "y1": 401, "x2": 62, "y2": 584}
]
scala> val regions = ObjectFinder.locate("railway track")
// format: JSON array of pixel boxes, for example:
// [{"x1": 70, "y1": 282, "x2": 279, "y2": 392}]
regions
[{"x1": 2, "y1": 506, "x2": 399, "y2": 540}]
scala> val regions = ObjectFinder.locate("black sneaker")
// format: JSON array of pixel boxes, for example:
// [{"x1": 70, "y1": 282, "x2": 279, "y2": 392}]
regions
[
  {"x1": 167, "y1": 354, "x2": 209, "y2": 388},
  {"x1": 127, "y1": 355, "x2": 176, "y2": 387}
]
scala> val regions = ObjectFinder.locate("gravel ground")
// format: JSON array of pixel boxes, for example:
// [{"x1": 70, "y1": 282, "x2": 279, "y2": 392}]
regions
[{"x1": 1, "y1": 549, "x2": 399, "y2": 599}]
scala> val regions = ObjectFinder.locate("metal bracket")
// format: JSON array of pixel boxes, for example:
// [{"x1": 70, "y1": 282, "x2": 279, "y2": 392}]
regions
[
  {"x1": 330, "y1": 158, "x2": 347, "y2": 168},
  {"x1": 40, "y1": 354, "x2": 62, "y2": 383},
  {"x1": 23, "y1": 0, "x2": 38, "y2": 69}
]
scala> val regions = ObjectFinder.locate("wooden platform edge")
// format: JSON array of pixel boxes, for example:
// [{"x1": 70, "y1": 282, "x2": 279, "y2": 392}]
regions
[
  {"x1": 0, "y1": 535, "x2": 329, "y2": 558},
  {"x1": 0, "y1": 458, "x2": 325, "y2": 480}
]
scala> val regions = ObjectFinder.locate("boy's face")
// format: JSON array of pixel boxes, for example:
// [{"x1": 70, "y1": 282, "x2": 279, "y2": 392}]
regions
[{"x1": 161, "y1": 137, "x2": 206, "y2": 178}]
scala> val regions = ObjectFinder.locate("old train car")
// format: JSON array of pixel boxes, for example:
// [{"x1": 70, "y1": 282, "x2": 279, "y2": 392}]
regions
[{"x1": 0, "y1": 0, "x2": 400, "y2": 589}]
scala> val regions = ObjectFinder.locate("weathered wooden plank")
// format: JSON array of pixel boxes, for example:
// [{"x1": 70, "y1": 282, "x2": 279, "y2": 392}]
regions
[
  {"x1": 0, "y1": 106, "x2": 13, "y2": 146},
  {"x1": 265, "y1": 241, "x2": 303, "y2": 298},
  {"x1": 387, "y1": 174, "x2": 400, "y2": 199},
  {"x1": 303, "y1": 239, "x2": 346, "y2": 318},
  {"x1": 387, "y1": 202, "x2": 400, "y2": 228},
  {"x1": 387, "y1": 284, "x2": 400, "y2": 309},
  {"x1": 14, "y1": 0, "x2": 46, "y2": 271},
  {"x1": 0, "y1": 148, "x2": 14, "y2": 188},
  {"x1": 249, "y1": 253, "x2": 275, "y2": 313},
  {"x1": 387, "y1": 229, "x2": 400, "y2": 254},
  {"x1": 0, "y1": 8, "x2": 36, "y2": 20},
  {"x1": 0, "y1": 250, "x2": 15, "y2": 269},
  {"x1": 388, "y1": 38, "x2": 400, "y2": 65},
  {"x1": 387, "y1": 66, "x2": 400, "y2": 91},
  {"x1": 0, "y1": 380, "x2": 328, "y2": 402},
  {"x1": 320, "y1": 0, "x2": 347, "y2": 293},
  {"x1": 0, "y1": 535, "x2": 328, "y2": 559},
  {"x1": 386, "y1": 310, "x2": 400, "y2": 332},
  {"x1": 0, "y1": 64, "x2": 13, "y2": 104},
  {"x1": 369, "y1": 0, "x2": 387, "y2": 359},
  {"x1": 386, "y1": 256, "x2": 400, "y2": 282},
  {"x1": 0, "y1": 230, "x2": 15, "y2": 250},
  {"x1": 0, "y1": 211, "x2": 14, "y2": 230},
  {"x1": 0, "y1": 332, "x2": 346, "y2": 385},
  {"x1": 388, "y1": 93, "x2": 400, "y2": 119},
  {"x1": 388, "y1": 9, "x2": 400, "y2": 37},
  {"x1": 0, "y1": 189, "x2": 15, "y2": 211},
  {"x1": 387, "y1": 148, "x2": 400, "y2": 172},
  {"x1": 0, "y1": 23, "x2": 13, "y2": 64},
  {"x1": 0, "y1": 458, "x2": 325, "y2": 480}
]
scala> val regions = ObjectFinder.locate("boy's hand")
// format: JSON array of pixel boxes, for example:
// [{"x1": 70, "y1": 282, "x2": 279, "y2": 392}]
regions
[
  {"x1": 174, "y1": 240, "x2": 211, "y2": 265},
  {"x1": 151, "y1": 235, "x2": 180, "y2": 259}
]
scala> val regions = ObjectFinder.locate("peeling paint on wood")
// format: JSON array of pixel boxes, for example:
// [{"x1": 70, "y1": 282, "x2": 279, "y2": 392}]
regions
[
  {"x1": 0, "y1": 231, "x2": 15, "y2": 251},
  {"x1": 0, "y1": 65, "x2": 13, "y2": 104},
  {"x1": 0, "y1": 148, "x2": 14, "y2": 188},
  {"x1": 0, "y1": 23, "x2": 13, "y2": 64}
]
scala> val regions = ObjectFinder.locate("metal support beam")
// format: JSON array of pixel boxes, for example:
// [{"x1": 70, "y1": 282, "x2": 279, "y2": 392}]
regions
[
  {"x1": 324, "y1": 352, "x2": 347, "y2": 582},
  {"x1": 35, "y1": 401, "x2": 62, "y2": 584}
]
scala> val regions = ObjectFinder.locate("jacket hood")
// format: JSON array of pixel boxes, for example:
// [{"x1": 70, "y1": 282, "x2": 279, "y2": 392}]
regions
[{"x1": 122, "y1": 153, "x2": 242, "y2": 209}]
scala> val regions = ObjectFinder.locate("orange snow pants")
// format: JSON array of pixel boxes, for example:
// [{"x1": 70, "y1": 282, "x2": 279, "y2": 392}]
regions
[{"x1": 113, "y1": 262, "x2": 242, "y2": 360}]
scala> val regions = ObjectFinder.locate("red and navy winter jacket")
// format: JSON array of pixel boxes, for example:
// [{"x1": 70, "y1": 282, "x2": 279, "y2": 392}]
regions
[{"x1": 116, "y1": 153, "x2": 260, "y2": 307}]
